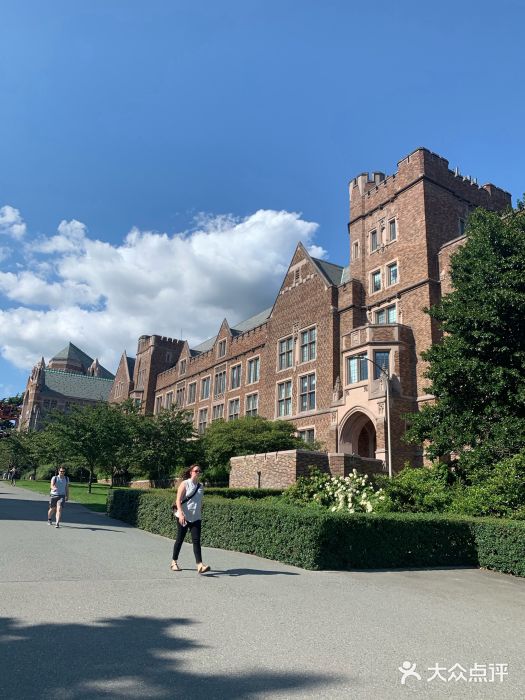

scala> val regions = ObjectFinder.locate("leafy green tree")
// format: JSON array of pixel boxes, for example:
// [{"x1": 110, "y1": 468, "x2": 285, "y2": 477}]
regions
[
  {"x1": 201, "y1": 416, "x2": 319, "y2": 470},
  {"x1": 129, "y1": 407, "x2": 195, "y2": 484},
  {"x1": 41, "y1": 403, "x2": 133, "y2": 492},
  {"x1": 405, "y1": 208, "x2": 525, "y2": 477}
]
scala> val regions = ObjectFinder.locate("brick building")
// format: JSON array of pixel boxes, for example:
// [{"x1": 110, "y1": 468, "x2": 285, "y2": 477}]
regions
[
  {"x1": 19, "y1": 343, "x2": 115, "y2": 431},
  {"x1": 110, "y1": 148, "x2": 511, "y2": 472}
]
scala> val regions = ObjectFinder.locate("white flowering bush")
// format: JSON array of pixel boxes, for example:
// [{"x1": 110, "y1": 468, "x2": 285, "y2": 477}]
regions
[{"x1": 313, "y1": 469, "x2": 385, "y2": 513}]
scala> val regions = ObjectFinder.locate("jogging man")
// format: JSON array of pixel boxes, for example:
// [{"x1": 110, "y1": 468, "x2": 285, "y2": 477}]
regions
[{"x1": 48, "y1": 466, "x2": 70, "y2": 528}]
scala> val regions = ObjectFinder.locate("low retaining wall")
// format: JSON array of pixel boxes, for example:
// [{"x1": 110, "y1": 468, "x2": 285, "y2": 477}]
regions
[
  {"x1": 97, "y1": 478, "x2": 179, "y2": 490},
  {"x1": 229, "y1": 450, "x2": 385, "y2": 488}
]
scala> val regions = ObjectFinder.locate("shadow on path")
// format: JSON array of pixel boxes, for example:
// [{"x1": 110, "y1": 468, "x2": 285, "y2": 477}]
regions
[
  {"x1": 206, "y1": 568, "x2": 299, "y2": 577},
  {"x1": 0, "y1": 494, "x2": 123, "y2": 532},
  {"x1": 0, "y1": 615, "x2": 338, "y2": 699}
]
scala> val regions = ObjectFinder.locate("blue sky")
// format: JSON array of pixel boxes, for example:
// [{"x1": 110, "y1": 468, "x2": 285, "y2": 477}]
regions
[{"x1": 1, "y1": 0, "x2": 524, "y2": 396}]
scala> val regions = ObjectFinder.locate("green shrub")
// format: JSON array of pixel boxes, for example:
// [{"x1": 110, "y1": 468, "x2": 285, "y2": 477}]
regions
[
  {"x1": 448, "y1": 453, "x2": 525, "y2": 518},
  {"x1": 203, "y1": 487, "x2": 284, "y2": 499},
  {"x1": 374, "y1": 464, "x2": 456, "y2": 513},
  {"x1": 281, "y1": 467, "x2": 330, "y2": 508},
  {"x1": 107, "y1": 489, "x2": 525, "y2": 576}
]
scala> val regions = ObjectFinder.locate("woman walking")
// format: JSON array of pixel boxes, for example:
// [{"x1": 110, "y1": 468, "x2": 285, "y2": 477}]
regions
[{"x1": 171, "y1": 465, "x2": 210, "y2": 574}]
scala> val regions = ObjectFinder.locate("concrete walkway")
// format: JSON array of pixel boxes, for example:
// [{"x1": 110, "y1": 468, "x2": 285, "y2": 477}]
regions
[{"x1": 0, "y1": 485, "x2": 524, "y2": 699}]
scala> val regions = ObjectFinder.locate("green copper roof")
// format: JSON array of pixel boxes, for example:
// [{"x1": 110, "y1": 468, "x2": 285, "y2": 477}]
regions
[{"x1": 43, "y1": 369, "x2": 113, "y2": 401}]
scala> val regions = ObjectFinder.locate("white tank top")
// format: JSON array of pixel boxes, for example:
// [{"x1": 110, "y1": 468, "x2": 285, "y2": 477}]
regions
[{"x1": 176, "y1": 479, "x2": 203, "y2": 522}]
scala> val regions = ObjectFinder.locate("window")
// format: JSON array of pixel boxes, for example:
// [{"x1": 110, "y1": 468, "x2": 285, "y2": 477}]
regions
[
  {"x1": 246, "y1": 393, "x2": 258, "y2": 416},
  {"x1": 179, "y1": 359, "x2": 186, "y2": 375},
  {"x1": 200, "y1": 376, "x2": 210, "y2": 400},
  {"x1": 188, "y1": 382, "x2": 196, "y2": 404},
  {"x1": 298, "y1": 428, "x2": 315, "y2": 444},
  {"x1": 347, "y1": 353, "x2": 368, "y2": 384},
  {"x1": 50, "y1": 400, "x2": 57, "y2": 409},
  {"x1": 389, "y1": 219, "x2": 397, "y2": 241},
  {"x1": 277, "y1": 380, "x2": 292, "y2": 416},
  {"x1": 278, "y1": 336, "x2": 294, "y2": 370},
  {"x1": 373, "y1": 351, "x2": 390, "y2": 379},
  {"x1": 198, "y1": 408, "x2": 208, "y2": 434},
  {"x1": 228, "y1": 398, "x2": 240, "y2": 420},
  {"x1": 166, "y1": 391, "x2": 174, "y2": 409},
  {"x1": 230, "y1": 364, "x2": 241, "y2": 390},
  {"x1": 300, "y1": 327, "x2": 316, "y2": 362},
  {"x1": 459, "y1": 218, "x2": 466, "y2": 235},
  {"x1": 387, "y1": 262, "x2": 398, "y2": 286},
  {"x1": 370, "y1": 229, "x2": 378, "y2": 252},
  {"x1": 155, "y1": 396, "x2": 163, "y2": 414},
  {"x1": 247, "y1": 357, "x2": 260, "y2": 384},
  {"x1": 214, "y1": 370, "x2": 226, "y2": 397},
  {"x1": 299, "y1": 373, "x2": 316, "y2": 412},
  {"x1": 371, "y1": 270, "x2": 381, "y2": 293},
  {"x1": 65, "y1": 401, "x2": 71, "y2": 412},
  {"x1": 212, "y1": 404, "x2": 224, "y2": 421},
  {"x1": 43, "y1": 399, "x2": 50, "y2": 409},
  {"x1": 352, "y1": 241, "x2": 359, "y2": 260},
  {"x1": 175, "y1": 386, "x2": 185, "y2": 407},
  {"x1": 294, "y1": 268, "x2": 301, "y2": 283},
  {"x1": 375, "y1": 304, "x2": 397, "y2": 324},
  {"x1": 218, "y1": 339, "x2": 227, "y2": 357},
  {"x1": 166, "y1": 351, "x2": 172, "y2": 364}
]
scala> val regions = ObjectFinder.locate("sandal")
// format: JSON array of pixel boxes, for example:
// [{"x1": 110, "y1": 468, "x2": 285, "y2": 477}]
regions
[
  {"x1": 197, "y1": 563, "x2": 210, "y2": 574},
  {"x1": 170, "y1": 562, "x2": 182, "y2": 572}
]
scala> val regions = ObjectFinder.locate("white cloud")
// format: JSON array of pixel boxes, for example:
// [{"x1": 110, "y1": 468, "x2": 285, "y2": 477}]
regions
[
  {"x1": 0, "y1": 205, "x2": 26, "y2": 239},
  {"x1": 0, "y1": 209, "x2": 328, "y2": 374},
  {"x1": 31, "y1": 219, "x2": 87, "y2": 254}
]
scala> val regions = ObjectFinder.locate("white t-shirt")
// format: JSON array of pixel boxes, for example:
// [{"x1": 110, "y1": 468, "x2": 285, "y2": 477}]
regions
[
  {"x1": 50, "y1": 475, "x2": 69, "y2": 496},
  {"x1": 176, "y1": 479, "x2": 203, "y2": 522}
]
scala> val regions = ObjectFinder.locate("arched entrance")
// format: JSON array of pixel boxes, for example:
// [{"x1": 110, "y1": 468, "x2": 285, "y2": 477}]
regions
[{"x1": 339, "y1": 411, "x2": 377, "y2": 458}]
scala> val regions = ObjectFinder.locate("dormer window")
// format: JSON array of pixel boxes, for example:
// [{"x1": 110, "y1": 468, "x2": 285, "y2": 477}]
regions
[
  {"x1": 179, "y1": 359, "x2": 187, "y2": 375},
  {"x1": 218, "y1": 339, "x2": 227, "y2": 358}
]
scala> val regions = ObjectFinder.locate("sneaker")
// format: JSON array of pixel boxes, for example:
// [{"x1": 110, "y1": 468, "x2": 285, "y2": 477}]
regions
[
  {"x1": 55, "y1": 523, "x2": 60, "y2": 528},
  {"x1": 47, "y1": 519, "x2": 52, "y2": 526}
]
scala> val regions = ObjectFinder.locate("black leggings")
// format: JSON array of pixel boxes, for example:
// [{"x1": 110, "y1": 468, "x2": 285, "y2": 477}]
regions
[{"x1": 172, "y1": 519, "x2": 202, "y2": 564}]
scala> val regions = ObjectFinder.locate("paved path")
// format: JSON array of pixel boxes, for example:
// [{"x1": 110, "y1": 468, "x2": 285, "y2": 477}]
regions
[{"x1": 0, "y1": 485, "x2": 524, "y2": 699}]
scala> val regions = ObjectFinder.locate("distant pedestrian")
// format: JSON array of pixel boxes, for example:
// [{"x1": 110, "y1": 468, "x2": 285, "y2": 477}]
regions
[
  {"x1": 48, "y1": 466, "x2": 70, "y2": 528},
  {"x1": 9, "y1": 467, "x2": 17, "y2": 486},
  {"x1": 170, "y1": 465, "x2": 210, "y2": 574}
]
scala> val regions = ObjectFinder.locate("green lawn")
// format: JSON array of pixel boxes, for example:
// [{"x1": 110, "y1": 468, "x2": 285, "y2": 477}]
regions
[{"x1": 15, "y1": 480, "x2": 111, "y2": 513}]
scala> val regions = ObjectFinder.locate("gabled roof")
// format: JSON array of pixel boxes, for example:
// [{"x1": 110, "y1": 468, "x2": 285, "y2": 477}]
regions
[
  {"x1": 43, "y1": 370, "x2": 113, "y2": 401},
  {"x1": 126, "y1": 356, "x2": 135, "y2": 378},
  {"x1": 190, "y1": 307, "x2": 272, "y2": 356},
  {"x1": 311, "y1": 257, "x2": 345, "y2": 286}
]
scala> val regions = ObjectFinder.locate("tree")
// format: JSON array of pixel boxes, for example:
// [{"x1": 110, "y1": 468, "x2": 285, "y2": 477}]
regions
[
  {"x1": 405, "y1": 207, "x2": 525, "y2": 477},
  {"x1": 129, "y1": 407, "x2": 195, "y2": 484},
  {"x1": 41, "y1": 403, "x2": 133, "y2": 492},
  {"x1": 201, "y1": 416, "x2": 319, "y2": 470}
]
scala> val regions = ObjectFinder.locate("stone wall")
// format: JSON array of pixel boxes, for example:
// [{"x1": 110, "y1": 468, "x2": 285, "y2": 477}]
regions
[{"x1": 229, "y1": 450, "x2": 385, "y2": 488}]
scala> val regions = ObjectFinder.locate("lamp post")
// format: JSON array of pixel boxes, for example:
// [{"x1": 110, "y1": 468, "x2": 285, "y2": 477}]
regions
[{"x1": 363, "y1": 356, "x2": 393, "y2": 479}]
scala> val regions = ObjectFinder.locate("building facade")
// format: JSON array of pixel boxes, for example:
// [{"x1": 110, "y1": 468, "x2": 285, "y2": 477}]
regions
[
  {"x1": 19, "y1": 343, "x2": 115, "y2": 431},
  {"x1": 110, "y1": 148, "x2": 511, "y2": 472}
]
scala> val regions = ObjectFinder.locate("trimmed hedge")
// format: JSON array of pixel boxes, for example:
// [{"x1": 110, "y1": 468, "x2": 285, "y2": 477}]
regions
[
  {"x1": 201, "y1": 487, "x2": 283, "y2": 499},
  {"x1": 107, "y1": 489, "x2": 525, "y2": 576}
]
